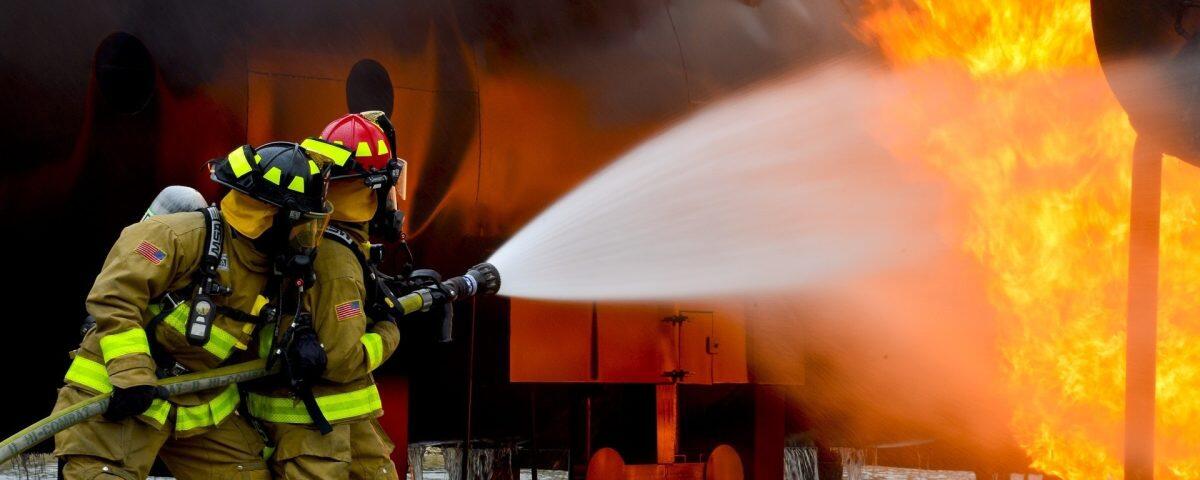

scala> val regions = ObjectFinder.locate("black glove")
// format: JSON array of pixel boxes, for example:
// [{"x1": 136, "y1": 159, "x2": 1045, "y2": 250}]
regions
[
  {"x1": 104, "y1": 385, "x2": 164, "y2": 421},
  {"x1": 283, "y1": 320, "x2": 327, "y2": 387}
]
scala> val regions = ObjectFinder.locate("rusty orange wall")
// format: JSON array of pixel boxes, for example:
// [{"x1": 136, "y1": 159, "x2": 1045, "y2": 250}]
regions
[{"x1": 510, "y1": 299, "x2": 755, "y2": 385}]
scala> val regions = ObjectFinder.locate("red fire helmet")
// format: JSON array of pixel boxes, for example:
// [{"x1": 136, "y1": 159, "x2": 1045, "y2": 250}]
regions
[
  {"x1": 320, "y1": 113, "x2": 392, "y2": 173},
  {"x1": 315, "y1": 113, "x2": 407, "y2": 225}
]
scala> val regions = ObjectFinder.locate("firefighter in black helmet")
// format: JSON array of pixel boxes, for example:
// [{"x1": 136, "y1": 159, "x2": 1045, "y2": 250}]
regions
[{"x1": 53, "y1": 140, "x2": 337, "y2": 480}]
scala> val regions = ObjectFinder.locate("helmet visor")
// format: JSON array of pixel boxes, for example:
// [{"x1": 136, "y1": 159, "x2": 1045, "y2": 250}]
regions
[
  {"x1": 286, "y1": 201, "x2": 333, "y2": 255},
  {"x1": 395, "y1": 158, "x2": 407, "y2": 201}
]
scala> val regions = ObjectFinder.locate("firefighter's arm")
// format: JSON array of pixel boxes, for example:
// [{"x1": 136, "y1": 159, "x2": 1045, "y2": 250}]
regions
[
  {"x1": 311, "y1": 275, "x2": 383, "y2": 383},
  {"x1": 85, "y1": 219, "x2": 192, "y2": 388},
  {"x1": 365, "y1": 316, "x2": 399, "y2": 367}
]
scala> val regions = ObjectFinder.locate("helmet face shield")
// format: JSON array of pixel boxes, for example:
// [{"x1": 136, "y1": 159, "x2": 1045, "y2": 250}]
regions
[
  {"x1": 286, "y1": 201, "x2": 333, "y2": 257},
  {"x1": 394, "y1": 158, "x2": 407, "y2": 201}
]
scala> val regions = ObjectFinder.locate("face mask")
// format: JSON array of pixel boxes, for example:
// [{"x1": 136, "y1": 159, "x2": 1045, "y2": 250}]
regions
[
  {"x1": 370, "y1": 185, "x2": 405, "y2": 243},
  {"x1": 286, "y1": 210, "x2": 331, "y2": 261},
  {"x1": 274, "y1": 202, "x2": 332, "y2": 280}
]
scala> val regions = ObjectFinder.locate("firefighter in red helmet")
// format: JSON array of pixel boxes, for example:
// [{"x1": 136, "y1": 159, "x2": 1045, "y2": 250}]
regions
[{"x1": 246, "y1": 113, "x2": 406, "y2": 479}]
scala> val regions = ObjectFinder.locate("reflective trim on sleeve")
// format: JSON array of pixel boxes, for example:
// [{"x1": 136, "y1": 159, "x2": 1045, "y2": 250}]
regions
[
  {"x1": 62, "y1": 356, "x2": 235, "y2": 432},
  {"x1": 142, "y1": 398, "x2": 171, "y2": 426},
  {"x1": 246, "y1": 384, "x2": 382, "y2": 424},
  {"x1": 175, "y1": 384, "x2": 240, "y2": 431},
  {"x1": 99, "y1": 328, "x2": 151, "y2": 363},
  {"x1": 361, "y1": 333, "x2": 384, "y2": 371},
  {"x1": 64, "y1": 356, "x2": 113, "y2": 393}
]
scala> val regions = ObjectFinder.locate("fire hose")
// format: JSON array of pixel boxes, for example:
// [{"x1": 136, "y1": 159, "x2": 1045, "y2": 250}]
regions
[
  {"x1": 0, "y1": 359, "x2": 276, "y2": 465},
  {"x1": 0, "y1": 262, "x2": 501, "y2": 465}
]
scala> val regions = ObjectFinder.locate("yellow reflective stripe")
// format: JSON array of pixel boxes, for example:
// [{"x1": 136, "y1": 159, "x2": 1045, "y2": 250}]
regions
[
  {"x1": 64, "y1": 356, "x2": 112, "y2": 393},
  {"x1": 176, "y1": 385, "x2": 240, "y2": 431},
  {"x1": 228, "y1": 146, "x2": 253, "y2": 178},
  {"x1": 258, "y1": 322, "x2": 276, "y2": 359},
  {"x1": 142, "y1": 399, "x2": 171, "y2": 426},
  {"x1": 376, "y1": 139, "x2": 389, "y2": 155},
  {"x1": 301, "y1": 138, "x2": 352, "y2": 167},
  {"x1": 246, "y1": 394, "x2": 310, "y2": 424},
  {"x1": 205, "y1": 327, "x2": 240, "y2": 359},
  {"x1": 154, "y1": 302, "x2": 242, "y2": 360},
  {"x1": 251, "y1": 295, "x2": 269, "y2": 316},
  {"x1": 99, "y1": 328, "x2": 151, "y2": 363},
  {"x1": 308, "y1": 160, "x2": 319, "y2": 175},
  {"x1": 316, "y1": 384, "x2": 382, "y2": 421},
  {"x1": 287, "y1": 176, "x2": 305, "y2": 193},
  {"x1": 247, "y1": 384, "x2": 382, "y2": 424},
  {"x1": 263, "y1": 167, "x2": 282, "y2": 185},
  {"x1": 254, "y1": 153, "x2": 263, "y2": 164},
  {"x1": 361, "y1": 333, "x2": 384, "y2": 371},
  {"x1": 355, "y1": 141, "x2": 371, "y2": 157},
  {"x1": 63, "y1": 356, "x2": 235, "y2": 431}
]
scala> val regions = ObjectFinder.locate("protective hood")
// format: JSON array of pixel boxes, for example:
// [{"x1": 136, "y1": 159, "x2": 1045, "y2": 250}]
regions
[
  {"x1": 221, "y1": 190, "x2": 277, "y2": 239},
  {"x1": 326, "y1": 179, "x2": 377, "y2": 223}
]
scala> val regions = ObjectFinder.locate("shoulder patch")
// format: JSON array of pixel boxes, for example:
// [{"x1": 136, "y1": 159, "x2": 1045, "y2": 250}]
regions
[
  {"x1": 334, "y1": 300, "x2": 364, "y2": 321},
  {"x1": 135, "y1": 241, "x2": 168, "y2": 265}
]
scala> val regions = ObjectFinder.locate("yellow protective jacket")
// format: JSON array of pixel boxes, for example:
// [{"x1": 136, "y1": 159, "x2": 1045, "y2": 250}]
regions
[
  {"x1": 64, "y1": 211, "x2": 271, "y2": 436},
  {"x1": 247, "y1": 221, "x2": 400, "y2": 426}
]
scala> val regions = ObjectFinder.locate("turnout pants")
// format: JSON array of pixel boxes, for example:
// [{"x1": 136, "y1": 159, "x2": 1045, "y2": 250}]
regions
[
  {"x1": 52, "y1": 385, "x2": 268, "y2": 480},
  {"x1": 263, "y1": 417, "x2": 398, "y2": 480}
]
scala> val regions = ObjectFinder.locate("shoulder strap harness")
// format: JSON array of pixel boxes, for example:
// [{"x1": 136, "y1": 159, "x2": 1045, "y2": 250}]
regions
[
  {"x1": 145, "y1": 207, "x2": 274, "y2": 378},
  {"x1": 322, "y1": 225, "x2": 408, "y2": 323}
]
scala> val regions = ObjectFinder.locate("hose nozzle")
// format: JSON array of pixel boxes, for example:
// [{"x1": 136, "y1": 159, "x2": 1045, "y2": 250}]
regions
[
  {"x1": 441, "y1": 262, "x2": 502, "y2": 300},
  {"x1": 392, "y1": 262, "x2": 502, "y2": 318}
]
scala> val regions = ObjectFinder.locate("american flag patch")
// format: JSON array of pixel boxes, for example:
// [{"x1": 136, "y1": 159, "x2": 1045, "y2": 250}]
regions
[
  {"x1": 135, "y1": 241, "x2": 167, "y2": 265},
  {"x1": 335, "y1": 300, "x2": 363, "y2": 321}
]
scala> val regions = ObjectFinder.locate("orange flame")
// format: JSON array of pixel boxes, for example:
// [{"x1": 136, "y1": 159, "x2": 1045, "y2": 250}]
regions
[{"x1": 859, "y1": 0, "x2": 1200, "y2": 478}]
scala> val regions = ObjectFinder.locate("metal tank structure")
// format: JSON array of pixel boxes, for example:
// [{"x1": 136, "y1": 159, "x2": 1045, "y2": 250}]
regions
[{"x1": 1090, "y1": 2, "x2": 1200, "y2": 479}]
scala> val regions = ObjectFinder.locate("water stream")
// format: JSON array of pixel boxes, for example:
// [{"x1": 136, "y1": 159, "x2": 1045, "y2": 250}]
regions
[{"x1": 489, "y1": 60, "x2": 942, "y2": 301}]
